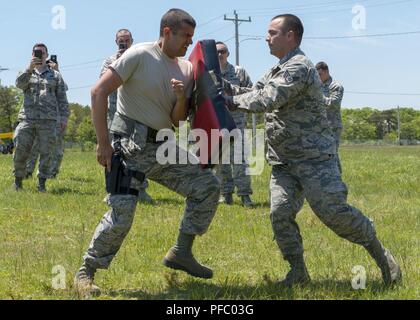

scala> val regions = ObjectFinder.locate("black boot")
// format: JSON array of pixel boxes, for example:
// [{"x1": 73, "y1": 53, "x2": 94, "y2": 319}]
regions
[
  {"x1": 219, "y1": 193, "x2": 233, "y2": 205},
  {"x1": 13, "y1": 177, "x2": 23, "y2": 191},
  {"x1": 163, "y1": 232, "x2": 213, "y2": 279},
  {"x1": 241, "y1": 195, "x2": 255, "y2": 207},
  {"x1": 278, "y1": 254, "x2": 311, "y2": 287},
  {"x1": 38, "y1": 178, "x2": 47, "y2": 193},
  {"x1": 364, "y1": 237, "x2": 402, "y2": 286}
]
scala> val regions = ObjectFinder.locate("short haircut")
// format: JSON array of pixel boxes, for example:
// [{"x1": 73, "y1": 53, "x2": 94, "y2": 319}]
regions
[
  {"x1": 271, "y1": 14, "x2": 304, "y2": 46},
  {"x1": 216, "y1": 41, "x2": 228, "y2": 49},
  {"x1": 115, "y1": 29, "x2": 133, "y2": 41},
  {"x1": 32, "y1": 43, "x2": 48, "y2": 54},
  {"x1": 316, "y1": 61, "x2": 329, "y2": 71},
  {"x1": 160, "y1": 8, "x2": 196, "y2": 37}
]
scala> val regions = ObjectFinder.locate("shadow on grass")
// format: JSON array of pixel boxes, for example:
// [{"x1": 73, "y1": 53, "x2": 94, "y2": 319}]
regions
[
  {"x1": 67, "y1": 176, "x2": 96, "y2": 183},
  {"x1": 152, "y1": 198, "x2": 186, "y2": 206},
  {"x1": 106, "y1": 275, "x2": 389, "y2": 300},
  {"x1": 49, "y1": 187, "x2": 97, "y2": 196}
]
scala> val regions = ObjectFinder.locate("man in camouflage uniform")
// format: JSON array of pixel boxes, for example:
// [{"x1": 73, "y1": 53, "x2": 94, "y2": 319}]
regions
[
  {"x1": 100, "y1": 28, "x2": 154, "y2": 204},
  {"x1": 74, "y1": 9, "x2": 220, "y2": 298},
  {"x1": 13, "y1": 43, "x2": 69, "y2": 192},
  {"x1": 226, "y1": 14, "x2": 401, "y2": 287},
  {"x1": 316, "y1": 61, "x2": 344, "y2": 172},
  {"x1": 25, "y1": 60, "x2": 68, "y2": 179},
  {"x1": 215, "y1": 41, "x2": 255, "y2": 207}
]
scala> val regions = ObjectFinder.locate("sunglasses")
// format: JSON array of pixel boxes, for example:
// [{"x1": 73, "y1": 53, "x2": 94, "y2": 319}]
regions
[{"x1": 217, "y1": 49, "x2": 228, "y2": 55}]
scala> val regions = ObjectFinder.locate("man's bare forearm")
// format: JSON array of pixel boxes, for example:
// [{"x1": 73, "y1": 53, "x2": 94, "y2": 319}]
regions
[
  {"x1": 91, "y1": 87, "x2": 110, "y2": 146},
  {"x1": 171, "y1": 97, "x2": 189, "y2": 127}
]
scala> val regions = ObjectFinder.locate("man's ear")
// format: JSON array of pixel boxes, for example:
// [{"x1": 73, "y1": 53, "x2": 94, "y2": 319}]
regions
[{"x1": 163, "y1": 27, "x2": 171, "y2": 37}]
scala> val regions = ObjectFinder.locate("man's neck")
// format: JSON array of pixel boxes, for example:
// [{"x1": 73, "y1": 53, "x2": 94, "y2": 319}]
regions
[
  {"x1": 220, "y1": 61, "x2": 227, "y2": 71},
  {"x1": 323, "y1": 76, "x2": 332, "y2": 84},
  {"x1": 35, "y1": 64, "x2": 47, "y2": 73},
  {"x1": 277, "y1": 46, "x2": 299, "y2": 62},
  {"x1": 158, "y1": 39, "x2": 176, "y2": 59}
]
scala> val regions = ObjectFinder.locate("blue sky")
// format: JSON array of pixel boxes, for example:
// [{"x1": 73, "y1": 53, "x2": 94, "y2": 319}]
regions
[{"x1": 1, "y1": 0, "x2": 420, "y2": 109}]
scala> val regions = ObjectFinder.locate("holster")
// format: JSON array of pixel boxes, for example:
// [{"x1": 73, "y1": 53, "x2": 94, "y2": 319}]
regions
[{"x1": 105, "y1": 150, "x2": 145, "y2": 196}]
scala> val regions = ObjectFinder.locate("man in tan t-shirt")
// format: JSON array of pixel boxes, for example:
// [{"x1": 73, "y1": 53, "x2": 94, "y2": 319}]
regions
[{"x1": 74, "y1": 9, "x2": 220, "y2": 298}]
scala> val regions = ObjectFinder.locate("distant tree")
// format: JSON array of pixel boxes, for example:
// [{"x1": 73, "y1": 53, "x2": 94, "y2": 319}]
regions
[
  {"x1": 0, "y1": 86, "x2": 22, "y2": 132},
  {"x1": 65, "y1": 103, "x2": 91, "y2": 142},
  {"x1": 76, "y1": 116, "x2": 96, "y2": 144}
]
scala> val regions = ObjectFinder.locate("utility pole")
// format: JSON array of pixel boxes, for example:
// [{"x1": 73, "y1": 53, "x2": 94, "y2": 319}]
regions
[
  {"x1": 0, "y1": 66, "x2": 9, "y2": 87},
  {"x1": 397, "y1": 105, "x2": 401, "y2": 145},
  {"x1": 224, "y1": 10, "x2": 251, "y2": 66},
  {"x1": 224, "y1": 11, "x2": 257, "y2": 149}
]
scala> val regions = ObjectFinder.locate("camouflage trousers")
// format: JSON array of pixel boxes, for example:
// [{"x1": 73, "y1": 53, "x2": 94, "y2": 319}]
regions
[
  {"x1": 216, "y1": 118, "x2": 253, "y2": 196},
  {"x1": 332, "y1": 127, "x2": 342, "y2": 173},
  {"x1": 13, "y1": 120, "x2": 56, "y2": 179},
  {"x1": 26, "y1": 123, "x2": 65, "y2": 176},
  {"x1": 83, "y1": 138, "x2": 220, "y2": 270},
  {"x1": 270, "y1": 155, "x2": 376, "y2": 259},
  {"x1": 107, "y1": 113, "x2": 149, "y2": 191}
]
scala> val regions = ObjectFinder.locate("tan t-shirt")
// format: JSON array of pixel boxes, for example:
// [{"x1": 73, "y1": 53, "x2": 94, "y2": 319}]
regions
[{"x1": 110, "y1": 42, "x2": 194, "y2": 130}]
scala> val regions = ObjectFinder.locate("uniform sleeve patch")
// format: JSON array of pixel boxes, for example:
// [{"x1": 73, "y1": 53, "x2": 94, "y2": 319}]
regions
[{"x1": 283, "y1": 70, "x2": 294, "y2": 84}]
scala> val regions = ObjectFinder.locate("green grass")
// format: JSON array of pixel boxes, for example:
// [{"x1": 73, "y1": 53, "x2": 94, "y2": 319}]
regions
[{"x1": 0, "y1": 146, "x2": 419, "y2": 300}]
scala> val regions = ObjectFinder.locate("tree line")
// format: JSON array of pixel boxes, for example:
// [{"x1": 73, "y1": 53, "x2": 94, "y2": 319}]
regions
[{"x1": 1, "y1": 85, "x2": 420, "y2": 144}]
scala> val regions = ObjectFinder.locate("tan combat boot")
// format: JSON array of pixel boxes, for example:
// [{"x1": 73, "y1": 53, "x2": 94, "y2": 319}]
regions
[
  {"x1": 364, "y1": 237, "x2": 402, "y2": 286},
  {"x1": 74, "y1": 264, "x2": 101, "y2": 299},
  {"x1": 163, "y1": 232, "x2": 213, "y2": 279}
]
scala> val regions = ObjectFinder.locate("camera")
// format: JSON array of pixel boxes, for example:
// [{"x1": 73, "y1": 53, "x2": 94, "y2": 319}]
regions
[{"x1": 34, "y1": 49, "x2": 43, "y2": 64}]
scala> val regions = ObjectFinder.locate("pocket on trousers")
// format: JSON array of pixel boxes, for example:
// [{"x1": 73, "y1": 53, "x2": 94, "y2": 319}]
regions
[{"x1": 125, "y1": 122, "x2": 148, "y2": 157}]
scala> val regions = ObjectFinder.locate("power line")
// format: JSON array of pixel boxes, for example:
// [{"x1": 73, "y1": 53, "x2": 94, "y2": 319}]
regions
[
  {"x1": 239, "y1": 30, "x2": 420, "y2": 40},
  {"x1": 61, "y1": 58, "x2": 105, "y2": 70},
  {"x1": 237, "y1": 0, "x2": 370, "y2": 15},
  {"x1": 246, "y1": 0, "x2": 416, "y2": 18},
  {"x1": 346, "y1": 91, "x2": 420, "y2": 96},
  {"x1": 236, "y1": 0, "x2": 372, "y2": 13},
  {"x1": 196, "y1": 24, "x2": 233, "y2": 39},
  {"x1": 197, "y1": 14, "x2": 226, "y2": 28},
  {"x1": 306, "y1": 30, "x2": 420, "y2": 39},
  {"x1": 67, "y1": 84, "x2": 94, "y2": 91}
]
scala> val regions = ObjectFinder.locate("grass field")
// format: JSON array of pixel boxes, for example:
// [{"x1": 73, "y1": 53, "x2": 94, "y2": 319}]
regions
[{"x1": 0, "y1": 146, "x2": 419, "y2": 300}]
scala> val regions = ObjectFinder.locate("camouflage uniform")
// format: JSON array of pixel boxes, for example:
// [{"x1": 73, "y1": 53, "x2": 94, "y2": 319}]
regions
[
  {"x1": 13, "y1": 67, "x2": 69, "y2": 179},
  {"x1": 217, "y1": 62, "x2": 253, "y2": 196},
  {"x1": 233, "y1": 47, "x2": 376, "y2": 259},
  {"x1": 25, "y1": 83, "x2": 68, "y2": 177},
  {"x1": 83, "y1": 113, "x2": 220, "y2": 270},
  {"x1": 100, "y1": 54, "x2": 149, "y2": 192},
  {"x1": 321, "y1": 77, "x2": 344, "y2": 171},
  {"x1": 100, "y1": 54, "x2": 119, "y2": 130}
]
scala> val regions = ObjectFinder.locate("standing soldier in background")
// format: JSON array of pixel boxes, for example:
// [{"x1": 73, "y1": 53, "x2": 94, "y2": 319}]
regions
[
  {"x1": 100, "y1": 29, "x2": 155, "y2": 204},
  {"x1": 226, "y1": 14, "x2": 401, "y2": 287},
  {"x1": 13, "y1": 43, "x2": 69, "y2": 192},
  {"x1": 316, "y1": 61, "x2": 344, "y2": 172},
  {"x1": 215, "y1": 41, "x2": 255, "y2": 207},
  {"x1": 25, "y1": 58, "x2": 68, "y2": 179}
]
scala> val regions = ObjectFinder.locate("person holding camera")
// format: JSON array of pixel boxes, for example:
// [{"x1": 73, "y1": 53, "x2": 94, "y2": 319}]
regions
[
  {"x1": 13, "y1": 43, "x2": 69, "y2": 192},
  {"x1": 100, "y1": 29, "x2": 155, "y2": 204},
  {"x1": 25, "y1": 56, "x2": 68, "y2": 179}
]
